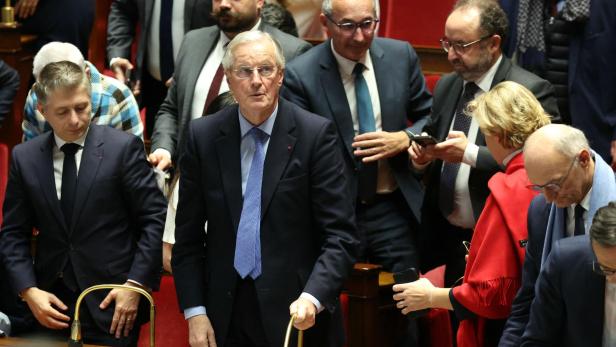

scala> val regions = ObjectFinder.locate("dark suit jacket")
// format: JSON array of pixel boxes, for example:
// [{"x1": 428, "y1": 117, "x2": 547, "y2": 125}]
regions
[
  {"x1": 281, "y1": 38, "x2": 433, "y2": 221},
  {"x1": 106, "y1": 0, "x2": 215, "y2": 82},
  {"x1": 499, "y1": 194, "x2": 551, "y2": 347},
  {"x1": 171, "y1": 98, "x2": 358, "y2": 347},
  {"x1": 568, "y1": 0, "x2": 616, "y2": 163},
  {"x1": 151, "y1": 23, "x2": 311, "y2": 162},
  {"x1": 419, "y1": 56, "x2": 560, "y2": 271},
  {"x1": 520, "y1": 235, "x2": 604, "y2": 347},
  {"x1": 0, "y1": 125, "x2": 166, "y2": 333}
]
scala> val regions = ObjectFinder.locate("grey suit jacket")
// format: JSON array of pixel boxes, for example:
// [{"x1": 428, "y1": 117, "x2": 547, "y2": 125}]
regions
[
  {"x1": 106, "y1": 0, "x2": 215, "y2": 81},
  {"x1": 151, "y1": 23, "x2": 311, "y2": 161}
]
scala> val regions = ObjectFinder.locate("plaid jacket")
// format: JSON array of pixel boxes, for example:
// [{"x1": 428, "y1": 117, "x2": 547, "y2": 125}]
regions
[{"x1": 22, "y1": 61, "x2": 143, "y2": 141}]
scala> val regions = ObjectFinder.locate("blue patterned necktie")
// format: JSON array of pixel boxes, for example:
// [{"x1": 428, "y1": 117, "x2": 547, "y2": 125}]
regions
[
  {"x1": 234, "y1": 127, "x2": 268, "y2": 279},
  {"x1": 439, "y1": 82, "x2": 479, "y2": 217},
  {"x1": 354, "y1": 63, "x2": 377, "y2": 203}
]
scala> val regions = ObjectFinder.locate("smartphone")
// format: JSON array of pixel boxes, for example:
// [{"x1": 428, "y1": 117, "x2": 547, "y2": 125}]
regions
[
  {"x1": 411, "y1": 135, "x2": 439, "y2": 147},
  {"x1": 393, "y1": 267, "x2": 429, "y2": 318}
]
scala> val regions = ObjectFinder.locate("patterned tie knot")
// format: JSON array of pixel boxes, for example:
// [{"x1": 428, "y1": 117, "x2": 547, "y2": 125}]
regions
[
  {"x1": 463, "y1": 82, "x2": 479, "y2": 100},
  {"x1": 249, "y1": 127, "x2": 269, "y2": 145},
  {"x1": 61, "y1": 143, "x2": 80, "y2": 156},
  {"x1": 353, "y1": 63, "x2": 366, "y2": 77}
]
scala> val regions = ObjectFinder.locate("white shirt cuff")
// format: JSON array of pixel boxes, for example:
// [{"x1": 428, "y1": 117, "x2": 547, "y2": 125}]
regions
[
  {"x1": 153, "y1": 148, "x2": 172, "y2": 163},
  {"x1": 184, "y1": 306, "x2": 207, "y2": 320},
  {"x1": 462, "y1": 143, "x2": 479, "y2": 167},
  {"x1": 300, "y1": 292, "x2": 324, "y2": 313},
  {"x1": 110, "y1": 57, "x2": 123, "y2": 68}
]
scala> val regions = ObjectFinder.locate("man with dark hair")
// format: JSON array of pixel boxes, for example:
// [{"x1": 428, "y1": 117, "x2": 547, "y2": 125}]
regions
[
  {"x1": 520, "y1": 201, "x2": 616, "y2": 346},
  {"x1": 500, "y1": 124, "x2": 616, "y2": 346},
  {"x1": 0, "y1": 61, "x2": 166, "y2": 346},
  {"x1": 148, "y1": 0, "x2": 311, "y2": 171},
  {"x1": 410, "y1": 0, "x2": 560, "y2": 289}
]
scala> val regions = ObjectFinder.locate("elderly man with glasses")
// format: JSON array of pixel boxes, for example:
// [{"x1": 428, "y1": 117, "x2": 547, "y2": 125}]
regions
[
  {"x1": 409, "y1": 0, "x2": 560, "y2": 300},
  {"x1": 499, "y1": 123, "x2": 616, "y2": 346},
  {"x1": 520, "y1": 201, "x2": 616, "y2": 347}
]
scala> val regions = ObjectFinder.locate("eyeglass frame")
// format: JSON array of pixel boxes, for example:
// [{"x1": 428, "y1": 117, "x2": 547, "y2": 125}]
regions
[
  {"x1": 439, "y1": 34, "x2": 493, "y2": 55},
  {"x1": 231, "y1": 65, "x2": 279, "y2": 79},
  {"x1": 527, "y1": 156, "x2": 578, "y2": 193},
  {"x1": 324, "y1": 13, "x2": 380, "y2": 34},
  {"x1": 592, "y1": 261, "x2": 616, "y2": 277}
]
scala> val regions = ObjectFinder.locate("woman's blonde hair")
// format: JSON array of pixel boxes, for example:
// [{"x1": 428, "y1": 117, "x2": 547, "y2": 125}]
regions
[{"x1": 467, "y1": 81, "x2": 551, "y2": 149}]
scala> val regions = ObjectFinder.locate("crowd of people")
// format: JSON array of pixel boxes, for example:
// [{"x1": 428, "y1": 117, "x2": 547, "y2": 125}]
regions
[{"x1": 0, "y1": 0, "x2": 614, "y2": 346}]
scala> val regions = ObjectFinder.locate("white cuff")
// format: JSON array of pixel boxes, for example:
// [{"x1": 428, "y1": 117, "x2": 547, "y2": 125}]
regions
[
  {"x1": 109, "y1": 57, "x2": 123, "y2": 68},
  {"x1": 184, "y1": 306, "x2": 207, "y2": 320},
  {"x1": 152, "y1": 148, "x2": 172, "y2": 162},
  {"x1": 462, "y1": 143, "x2": 479, "y2": 167},
  {"x1": 300, "y1": 292, "x2": 324, "y2": 313}
]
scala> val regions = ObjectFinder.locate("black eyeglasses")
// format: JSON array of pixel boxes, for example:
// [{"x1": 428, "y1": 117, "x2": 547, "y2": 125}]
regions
[
  {"x1": 440, "y1": 34, "x2": 493, "y2": 54},
  {"x1": 325, "y1": 14, "x2": 379, "y2": 35},
  {"x1": 592, "y1": 261, "x2": 616, "y2": 277},
  {"x1": 527, "y1": 156, "x2": 578, "y2": 193}
]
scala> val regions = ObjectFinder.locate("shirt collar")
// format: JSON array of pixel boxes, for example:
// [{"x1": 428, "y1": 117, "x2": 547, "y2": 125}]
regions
[
  {"x1": 238, "y1": 102, "x2": 278, "y2": 138},
  {"x1": 329, "y1": 40, "x2": 373, "y2": 77},
  {"x1": 470, "y1": 54, "x2": 503, "y2": 92},
  {"x1": 54, "y1": 127, "x2": 89, "y2": 150},
  {"x1": 502, "y1": 148, "x2": 522, "y2": 166},
  {"x1": 579, "y1": 186, "x2": 591, "y2": 212},
  {"x1": 220, "y1": 18, "x2": 262, "y2": 45}
]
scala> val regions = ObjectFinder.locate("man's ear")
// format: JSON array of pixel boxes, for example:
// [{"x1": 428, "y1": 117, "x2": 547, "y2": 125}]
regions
[
  {"x1": 85, "y1": 67, "x2": 91, "y2": 80},
  {"x1": 579, "y1": 149, "x2": 592, "y2": 167},
  {"x1": 319, "y1": 14, "x2": 331, "y2": 37}
]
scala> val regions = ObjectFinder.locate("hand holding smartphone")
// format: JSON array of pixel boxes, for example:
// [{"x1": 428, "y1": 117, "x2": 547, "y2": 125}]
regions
[
  {"x1": 410, "y1": 134, "x2": 439, "y2": 147},
  {"x1": 393, "y1": 267, "x2": 430, "y2": 318}
]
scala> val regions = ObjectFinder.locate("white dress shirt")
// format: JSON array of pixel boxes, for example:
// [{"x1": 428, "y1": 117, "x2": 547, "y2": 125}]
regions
[
  {"x1": 330, "y1": 41, "x2": 397, "y2": 193},
  {"x1": 147, "y1": 0, "x2": 186, "y2": 81},
  {"x1": 445, "y1": 55, "x2": 503, "y2": 229}
]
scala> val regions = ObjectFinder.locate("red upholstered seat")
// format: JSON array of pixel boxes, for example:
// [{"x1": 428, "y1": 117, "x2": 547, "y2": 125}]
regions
[{"x1": 138, "y1": 275, "x2": 189, "y2": 347}]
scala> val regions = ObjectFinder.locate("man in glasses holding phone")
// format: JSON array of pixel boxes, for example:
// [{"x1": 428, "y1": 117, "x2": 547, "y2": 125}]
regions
[
  {"x1": 520, "y1": 201, "x2": 616, "y2": 347},
  {"x1": 410, "y1": 0, "x2": 559, "y2": 292},
  {"x1": 500, "y1": 124, "x2": 616, "y2": 346}
]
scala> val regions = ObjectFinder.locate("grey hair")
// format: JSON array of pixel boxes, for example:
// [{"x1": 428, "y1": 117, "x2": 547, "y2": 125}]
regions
[
  {"x1": 33, "y1": 61, "x2": 91, "y2": 105},
  {"x1": 452, "y1": 0, "x2": 508, "y2": 47},
  {"x1": 524, "y1": 124, "x2": 591, "y2": 159},
  {"x1": 590, "y1": 202, "x2": 616, "y2": 247},
  {"x1": 322, "y1": 0, "x2": 378, "y2": 17},
  {"x1": 32, "y1": 42, "x2": 86, "y2": 80},
  {"x1": 222, "y1": 31, "x2": 285, "y2": 71}
]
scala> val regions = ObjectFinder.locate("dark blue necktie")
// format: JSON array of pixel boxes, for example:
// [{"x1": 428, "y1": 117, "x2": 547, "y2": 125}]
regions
[
  {"x1": 439, "y1": 82, "x2": 479, "y2": 217},
  {"x1": 574, "y1": 204, "x2": 585, "y2": 236},
  {"x1": 61, "y1": 143, "x2": 80, "y2": 227},
  {"x1": 354, "y1": 63, "x2": 377, "y2": 203},
  {"x1": 234, "y1": 128, "x2": 268, "y2": 279},
  {"x1": 159, "y1": 0, "x2": 174, "y2": 81}
]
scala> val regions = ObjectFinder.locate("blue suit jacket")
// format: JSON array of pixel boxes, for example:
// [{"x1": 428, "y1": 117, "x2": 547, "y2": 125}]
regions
[
  {"x1": 500, "y1": 153, "x2": 616, "y2": 346},
  {"x1": 520, "y1": 235, "x2": 604, "y2": 347},
  {"x1": 0, "y1": 125, "x2": 166, "y2": 332},
  {"x1": 281, "y1": 38, "x2": 433, "y2": 222},
  {"x1": 568, "y1": 0, "x2": 616, "y2": 163},
  {"x1": 171, "y1": 98, "x2": 358, "y2": 347}
]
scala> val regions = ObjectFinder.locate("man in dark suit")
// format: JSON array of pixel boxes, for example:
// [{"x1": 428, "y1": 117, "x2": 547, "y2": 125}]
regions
[
  {"x1": 520, "y1": 202, "x2": 616, "y2": 346},
  {"x1": 0, "y1": 61, "x2": 166, "y2": 346},
  {"x1": 148, "y1": 0, "x2": 311, "y2": 171},
  {"x1": 172, "y1": 31, "x2": 357, "y2": 347},
  {"x1": 410, "y1": 0, "x2": 559, "y2": 287},
  {"x1": 281, "y1": 0, "x2": 432, "y2": 275},
  {"x1": 107, "y1": 0, "x2": 215, "y2": 138},
  {"x1": 499, "y1": 124, "x2": 616, "y2": 346}
]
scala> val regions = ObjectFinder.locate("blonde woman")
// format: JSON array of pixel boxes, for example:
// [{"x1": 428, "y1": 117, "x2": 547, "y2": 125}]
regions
[{"x1": 395, "y1": 81, "x2": 551, "y2": 347}]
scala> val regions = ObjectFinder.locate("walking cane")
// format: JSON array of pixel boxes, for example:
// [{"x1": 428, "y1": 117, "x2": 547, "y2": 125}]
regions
[
  {"x1": 68, "y1": 284, "x2": 156, "y2": 347},
  {"x1": 283, "y1": 314, "x2": 304, "y2": 347}
]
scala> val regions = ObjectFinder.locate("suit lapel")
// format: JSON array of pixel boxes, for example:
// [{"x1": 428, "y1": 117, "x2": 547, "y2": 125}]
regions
[
  {"x1": 583, "y1": 263, "x2": 605, "y2": 346},
  {"x1": 184, "y1": 28, "x2": 220, "y2": 116},
  {"x1": 183, "y1": 0, "x2": 195, "y2": 32},
  {"x1": 490, "y1": 57, "x2": 512, "y2": 88},
  {"x1": 36, "y1": 133, "x2": 66, "y2": 229},
  {"x1": 371, "y1": 42, "x2": 395, "y2": 131},
  {"x1": 318, "y1": 43, "x2": 355, "y2": 162},
  {"x1": 261, "y1": 100, "x2": 296, "y2": 218},
  {"x1": 70, "y1": 126, "x2": 104, "y2": 232},
  {"x1": 436, "y1": 77, "x2": 463, "y2": 140},
  {"x1": 215, "y1": 108, "x2": 243, "y2": 233}
]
